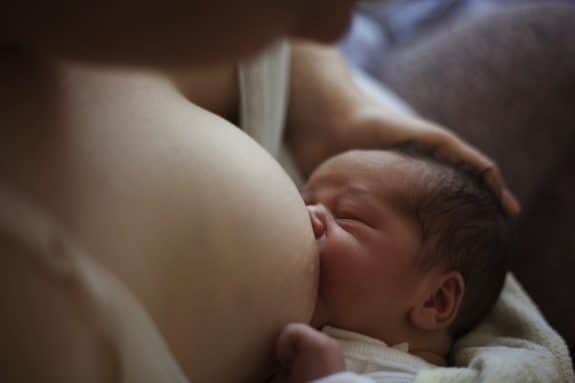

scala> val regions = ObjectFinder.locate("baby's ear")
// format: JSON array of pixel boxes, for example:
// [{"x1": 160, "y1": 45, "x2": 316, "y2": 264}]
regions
[{"x1": 408, "y1": 271, "x2": 464, "y2": 332}]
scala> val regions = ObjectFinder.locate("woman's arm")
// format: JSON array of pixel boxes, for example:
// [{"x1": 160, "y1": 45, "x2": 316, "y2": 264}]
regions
[
  {"x1": 285, "y1": 42, "x2": 519, "y2": 214},
  {"x1": 0, "y1": 198, "x2": 118, "y2": 383}
]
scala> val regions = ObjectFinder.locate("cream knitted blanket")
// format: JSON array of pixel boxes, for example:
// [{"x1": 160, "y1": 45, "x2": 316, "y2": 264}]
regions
[{"x1": 413, "y1": 274, "x2": 574, "y2": 383}]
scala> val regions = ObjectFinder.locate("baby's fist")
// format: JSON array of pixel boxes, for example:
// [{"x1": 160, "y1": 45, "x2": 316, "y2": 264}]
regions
[{"x1": 276, "y1": 323, "x2": 345, "y2": 383}]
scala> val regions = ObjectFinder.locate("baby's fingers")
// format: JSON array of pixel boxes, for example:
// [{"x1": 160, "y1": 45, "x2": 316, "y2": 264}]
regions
[
  {"x1": 276, "y1": 323, "x2": 304, "y2": 367},
  {"x1": 276, "y1": 324, "x2": 345, "y2": 383}
]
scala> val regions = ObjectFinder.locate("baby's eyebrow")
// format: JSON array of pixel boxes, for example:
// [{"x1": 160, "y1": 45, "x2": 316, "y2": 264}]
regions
[{"x1": 338, "y1": 186, "x2": 382, "y2": 211}]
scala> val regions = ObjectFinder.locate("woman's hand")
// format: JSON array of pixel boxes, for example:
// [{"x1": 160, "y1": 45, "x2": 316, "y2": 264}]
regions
[
  {"x1": 286, "y1": 42, "x2": 520, "y2": 215},
  {"x1": 276, "y1": 323, "x2": 345, "y2": 383}
]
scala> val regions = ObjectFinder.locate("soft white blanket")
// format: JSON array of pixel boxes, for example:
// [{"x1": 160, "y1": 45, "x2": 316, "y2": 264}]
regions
[{"x1": 413, "y1": 274, "x2": 574, "y2": 383}]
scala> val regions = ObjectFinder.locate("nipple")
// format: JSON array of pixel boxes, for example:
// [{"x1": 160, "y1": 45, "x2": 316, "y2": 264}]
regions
[{"x1": 307, "y1": 205, "x2": 327, "y2": 239}]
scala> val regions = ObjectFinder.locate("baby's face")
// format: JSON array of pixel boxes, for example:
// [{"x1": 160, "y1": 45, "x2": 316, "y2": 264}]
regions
[{"x1": 304, "y1": 150, "x2": 431, "y2": 342}]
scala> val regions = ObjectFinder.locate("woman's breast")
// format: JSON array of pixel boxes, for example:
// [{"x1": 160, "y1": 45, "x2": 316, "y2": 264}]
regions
[
  {"x1": 2, "y1": 65, "x2": 318, "y2": 382},
  {"x1": 80, "y1": 75, "x2": 319, "y2": 383}
]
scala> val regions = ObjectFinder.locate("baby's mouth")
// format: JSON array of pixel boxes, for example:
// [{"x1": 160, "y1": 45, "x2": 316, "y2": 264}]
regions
[
  {"x1": 315, "y1": 235, "x2": 327, "y2": 260},
  {"x1": 313, "y1": 235, "x2": 325, "y2": 276},
  {"x1": 310, "y1": 213, "x2": 326, "y2": 239},
  {"x1": 315, "y1": 238, "x2": 328, "y2": 287},
  {"x1": 310, "y1": 255, "x2": 327, "y2": 329}
]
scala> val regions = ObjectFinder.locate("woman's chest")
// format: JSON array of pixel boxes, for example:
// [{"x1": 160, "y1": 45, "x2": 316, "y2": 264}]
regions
[{"x1": 171, "y1": 63, "x2": 240, "y2": 124}]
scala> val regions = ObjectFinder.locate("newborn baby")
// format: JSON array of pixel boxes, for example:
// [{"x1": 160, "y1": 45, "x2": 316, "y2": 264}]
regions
[{"x1": 275, "y1": 148, "x2": 513, "y2": 383}]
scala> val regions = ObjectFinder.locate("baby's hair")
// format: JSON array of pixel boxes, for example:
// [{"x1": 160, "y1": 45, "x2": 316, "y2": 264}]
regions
[{"x1": 391, "y1": 144, "x2": 515, "y2": 337}]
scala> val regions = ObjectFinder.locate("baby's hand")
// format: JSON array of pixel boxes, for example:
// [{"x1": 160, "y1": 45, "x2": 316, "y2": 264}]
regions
[{"x1": 276, "y1": 323, "x2": 345, "y2": 383}]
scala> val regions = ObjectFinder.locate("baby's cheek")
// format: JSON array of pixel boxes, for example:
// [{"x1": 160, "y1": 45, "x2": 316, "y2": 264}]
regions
[
  {"x1": 320, "y1": 240, "x2": 364, "y2": 300},
  {"x1": 320, "y1": 259, "x2": 376, "y2": 327},
  {"x1": 321, "y1": 238, "x2": 355, "y2": 276}
]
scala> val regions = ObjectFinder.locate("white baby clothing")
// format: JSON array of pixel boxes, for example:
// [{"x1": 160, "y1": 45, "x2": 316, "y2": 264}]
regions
[{"x1": 313, "y1": 327, "x2": 434, "y2": 383}]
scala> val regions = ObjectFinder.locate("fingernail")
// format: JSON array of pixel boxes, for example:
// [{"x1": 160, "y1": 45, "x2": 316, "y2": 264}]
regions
[{"x1": 502, "y1": 189, "x2": 522, "y2": 216}]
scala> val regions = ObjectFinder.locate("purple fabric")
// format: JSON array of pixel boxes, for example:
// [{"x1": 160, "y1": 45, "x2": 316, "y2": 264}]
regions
[{"x1": 341, "y1": 0, "x2": 575, "y2": 74}]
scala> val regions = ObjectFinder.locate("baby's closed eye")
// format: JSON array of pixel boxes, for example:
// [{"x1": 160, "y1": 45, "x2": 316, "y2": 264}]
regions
[{"x1": 334, "y1": 203, "x2": 376, "y2": 229}]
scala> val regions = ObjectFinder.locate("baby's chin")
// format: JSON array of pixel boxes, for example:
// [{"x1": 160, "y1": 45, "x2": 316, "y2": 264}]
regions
[
  {"x1": 310, "y1": 299, "x2": 329, "y2": 329},
  {"x1": 309, "y1": 256, "x2": 329, "y2": 328}
]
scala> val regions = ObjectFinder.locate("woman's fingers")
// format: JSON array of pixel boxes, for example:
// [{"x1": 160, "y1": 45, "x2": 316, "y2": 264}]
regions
[
  {"x1": 292, "y1": 103, "x2": 521, "y2": 216},
  {"x1": 422, "y1": 128, "x2": 521, "y2": 216}
]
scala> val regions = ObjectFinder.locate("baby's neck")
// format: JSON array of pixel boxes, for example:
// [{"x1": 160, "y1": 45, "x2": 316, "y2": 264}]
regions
[
  {"x1": 410, "y1": 349, "x2": 447, "y2": 366},
  {"x1": 407, "y1": 331, "x2": 452, "y2": 366}
]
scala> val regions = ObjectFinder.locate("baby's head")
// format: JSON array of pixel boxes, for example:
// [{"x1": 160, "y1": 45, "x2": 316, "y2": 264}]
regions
[{"x1": 304, "y1": 148, "x2": 513, "y2": 359}]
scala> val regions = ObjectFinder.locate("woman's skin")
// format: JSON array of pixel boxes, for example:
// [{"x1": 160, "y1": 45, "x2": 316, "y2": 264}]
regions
[
  {"x1": 0, "y1": 2, "x2": 517, "y2": 382},
  {"x1": 0, "y1": 58, "x2": 319, "y2": 382},
  {"x1": 0, "y1": 193, "x2": 120, "y2": 383}
]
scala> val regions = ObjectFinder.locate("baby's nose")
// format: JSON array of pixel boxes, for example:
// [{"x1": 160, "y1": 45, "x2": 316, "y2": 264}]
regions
[{"x1": 306, "y1": 204, "x2": 327, "y2": 239}]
